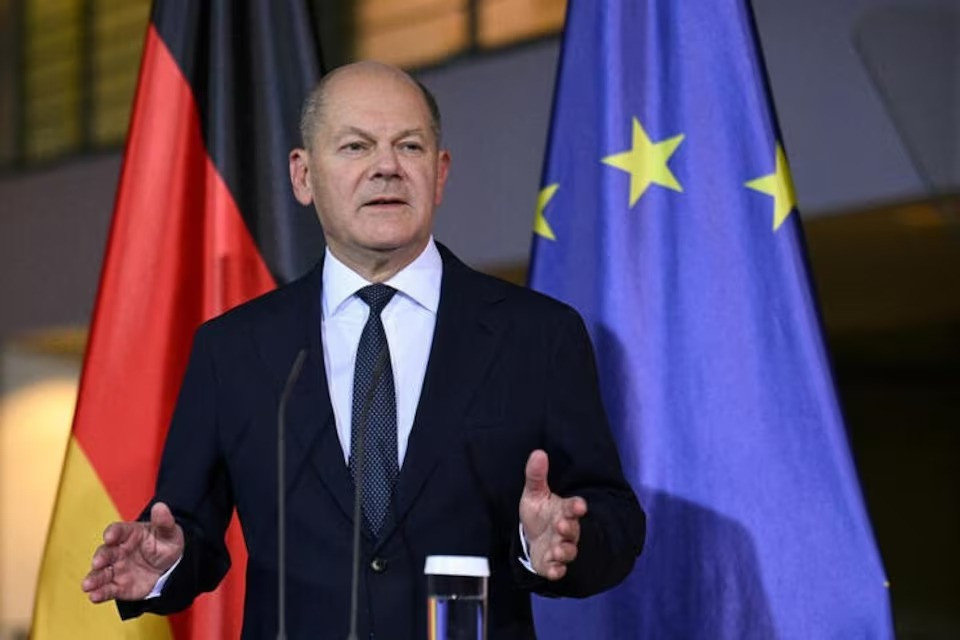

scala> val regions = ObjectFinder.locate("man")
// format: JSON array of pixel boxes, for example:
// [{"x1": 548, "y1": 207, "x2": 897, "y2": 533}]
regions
[{"x1": 82, "y1": 61, "x2": 645, "y2": 639}]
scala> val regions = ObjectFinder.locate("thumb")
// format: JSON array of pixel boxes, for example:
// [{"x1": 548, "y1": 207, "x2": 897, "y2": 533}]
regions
[
  {"x1": 523, "y1": 449, "x2": 550, "y2": 498},
  {"x1": 150, "y1": 502, "x2": 177, "y2": 536}
]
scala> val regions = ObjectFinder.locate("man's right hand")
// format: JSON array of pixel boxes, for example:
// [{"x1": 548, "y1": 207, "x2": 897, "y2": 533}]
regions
[{"x1": 81, "y1": 501, "x2": 184, "y2": 603}]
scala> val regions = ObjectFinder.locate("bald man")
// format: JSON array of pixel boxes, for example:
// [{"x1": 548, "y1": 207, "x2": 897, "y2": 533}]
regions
[{"x1": 83, "y1": 62, "x2": 645, "y2": 639}]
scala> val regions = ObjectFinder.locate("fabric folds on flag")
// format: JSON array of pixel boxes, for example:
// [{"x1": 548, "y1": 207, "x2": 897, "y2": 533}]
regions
[
  {"x1": 32, "y1": 2, "x2": 323, "y2": 638},
  {"x1": 528, "y1": 1, "x2": 893, "y2": 638}
]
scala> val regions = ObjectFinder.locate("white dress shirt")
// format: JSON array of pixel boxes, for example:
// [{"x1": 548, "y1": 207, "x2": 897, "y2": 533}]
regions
[{"x1": 321, "y1": 237, "x2": 441, "y2": 465}]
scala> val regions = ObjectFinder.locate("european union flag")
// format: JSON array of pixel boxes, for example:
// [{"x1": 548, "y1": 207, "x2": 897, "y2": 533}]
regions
[{"x1": 528, "y1": 2, "x2": 893, "y2": 638}]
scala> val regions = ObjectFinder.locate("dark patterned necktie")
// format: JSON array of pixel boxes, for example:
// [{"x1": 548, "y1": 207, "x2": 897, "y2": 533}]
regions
[{"x1": 349, "y1": 284, "x2": 398, "y2": 537}]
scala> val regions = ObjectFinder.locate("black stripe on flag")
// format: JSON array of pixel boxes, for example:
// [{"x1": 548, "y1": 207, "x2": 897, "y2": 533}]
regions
[{"x1": 151, "y1": 0, "x2": 326, "y2": 283}]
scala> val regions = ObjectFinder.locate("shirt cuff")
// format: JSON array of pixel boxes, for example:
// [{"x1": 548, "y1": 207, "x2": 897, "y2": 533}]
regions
[
  {"x1": 145, "y1": 555, "x2": 182, "y2": 599},
  {"x1": 517, "y1": 523, "x2": 537, "y2": 574}
]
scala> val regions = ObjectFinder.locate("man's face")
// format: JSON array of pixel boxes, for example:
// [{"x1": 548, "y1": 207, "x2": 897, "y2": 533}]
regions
[{"x1": 290, "y1": 66, "x2": 450, "y2": 271}]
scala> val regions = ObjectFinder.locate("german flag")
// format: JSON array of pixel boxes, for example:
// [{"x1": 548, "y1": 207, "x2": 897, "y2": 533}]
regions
[{"x1": 32, "y1": 1, "x2": 323, "y2": 637}]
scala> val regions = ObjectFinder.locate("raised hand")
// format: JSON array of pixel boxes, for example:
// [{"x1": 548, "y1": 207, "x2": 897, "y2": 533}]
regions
[
  {"x1": 518, "y1": 449, "x2": 588, "y2": 580},
  {"x1": 81, "y1": 502, "x2": 184, "y2": 603}
]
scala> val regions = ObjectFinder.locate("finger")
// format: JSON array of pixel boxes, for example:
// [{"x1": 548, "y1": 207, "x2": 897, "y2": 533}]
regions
[
  {"x1": 544, "y1": 562, "x2": 567, "y2": 581},
  {"x1": 523, "y1": 449, "x2": 550, "y2": 497},
  {"x1": 90, "y1": 544, "x2": 122, "y2": 570},
  {"x1": 560, "y1": 496, "x2": 587, "y2": 519},
  {"x1": 81, "y1": 566, "x2": 111, "y2": 592},
  {"x1": 87, "y1": 581, "x2": 118, "y2": 603},
  {"x1": 150, "y1": 502, "x2": 179, "y2": 539},
  {"x1": 542, "y1": 537, "x2": 579, "y2": 565},
  {"x1": 551, "y1": 541, "x2": 579, "y2": 565},
  {"x1": 555, "y1": 517, "x2": 580, "y2": 543},
  {"x1": 150, "y1": 502, "x2": 175, "y2": 528},
  {"x1": 102, "y1": 520, "x2": 137, "y2": 545}
]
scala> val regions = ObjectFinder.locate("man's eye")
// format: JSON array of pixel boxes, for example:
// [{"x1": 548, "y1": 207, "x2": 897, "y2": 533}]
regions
[
  {"x1": 399, "y1": 142, "x2": 424, "y2": 152},
  {"x1": 341, "y1": 142, "x2": 366, "y2": 152}
]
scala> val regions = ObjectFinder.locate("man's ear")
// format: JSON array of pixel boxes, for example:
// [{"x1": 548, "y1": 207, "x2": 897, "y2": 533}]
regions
[
  {"x1": 434, "y1": 149, "x2": 451, "y2": 207},
  {"x1": 289, "y1": 148, "x2": 313, "y2": 205}
]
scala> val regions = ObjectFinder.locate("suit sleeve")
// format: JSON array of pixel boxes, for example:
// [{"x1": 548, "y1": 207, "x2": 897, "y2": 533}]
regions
[
  {"x1": 512, "y1": 306, "x2": 646, "y2": 598},
  {"x1": 117, "y1": 324, "x2": 234, "y2": 618}
]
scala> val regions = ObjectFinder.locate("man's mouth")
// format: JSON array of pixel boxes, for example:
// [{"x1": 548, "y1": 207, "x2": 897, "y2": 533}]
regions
[{"x1": 363, "y1": 196, "x2": 408, "y2": 207}]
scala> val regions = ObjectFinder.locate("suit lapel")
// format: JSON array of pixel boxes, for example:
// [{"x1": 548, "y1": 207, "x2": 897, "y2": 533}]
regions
[
  {"x1": 389, "y1": 246, "x2": 507, "y2": 536},
  {"x1": 253, "y1": 264, "x2": 356, "y2": 524},
  {"x1": 285, "y1": 346, "x2": 357, "y2": 523}
]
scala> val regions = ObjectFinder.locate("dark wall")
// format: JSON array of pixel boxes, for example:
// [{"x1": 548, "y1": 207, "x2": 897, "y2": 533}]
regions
[{"x1": 0, "y1": 155, "x2": 120, "y2": 337}]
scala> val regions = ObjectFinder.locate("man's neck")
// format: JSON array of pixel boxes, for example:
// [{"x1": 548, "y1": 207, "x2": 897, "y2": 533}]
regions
[{"x1": 329, "y1": 239, "x2": 431, "y2": 283}]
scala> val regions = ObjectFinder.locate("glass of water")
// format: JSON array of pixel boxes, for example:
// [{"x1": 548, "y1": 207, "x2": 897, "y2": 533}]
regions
[{"x1": 425, "y1": 555, "x2": 489, "y2": 640}]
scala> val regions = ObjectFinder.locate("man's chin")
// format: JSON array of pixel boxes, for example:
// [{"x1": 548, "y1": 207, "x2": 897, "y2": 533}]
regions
[{"x1": 363, "y1": 236, "x2": 427, "y2": 255}]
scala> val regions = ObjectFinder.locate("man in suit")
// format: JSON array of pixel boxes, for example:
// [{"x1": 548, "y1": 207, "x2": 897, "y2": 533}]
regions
[{"x1": 82, "y1": 61, "x2": 645, "y2": 639}]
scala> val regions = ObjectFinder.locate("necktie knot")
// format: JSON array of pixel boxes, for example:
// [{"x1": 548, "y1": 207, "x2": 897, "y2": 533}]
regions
[{"x1": 357, "y1": 284, "x2": 397, "y2": 315}]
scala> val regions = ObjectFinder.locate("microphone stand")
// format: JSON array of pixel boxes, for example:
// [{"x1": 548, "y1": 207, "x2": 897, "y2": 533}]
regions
[{"x1": 277, "y1": 349, "x2": 307, "y2": 640}]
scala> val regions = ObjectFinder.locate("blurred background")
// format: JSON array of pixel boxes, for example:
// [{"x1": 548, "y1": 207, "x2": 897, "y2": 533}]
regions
[{"x1": 0, "y1": 0, "x2": 957, "y2": 638}]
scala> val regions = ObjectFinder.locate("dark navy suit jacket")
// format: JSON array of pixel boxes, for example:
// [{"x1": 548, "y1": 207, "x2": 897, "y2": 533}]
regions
[{"x1": 119, "y1": 245, "x2": 645, "y2": 639}]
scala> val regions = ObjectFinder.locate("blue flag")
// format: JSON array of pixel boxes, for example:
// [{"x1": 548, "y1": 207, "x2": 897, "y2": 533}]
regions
[{"x1": 528, "y1": 2, "x2": 893, "y2": 638}]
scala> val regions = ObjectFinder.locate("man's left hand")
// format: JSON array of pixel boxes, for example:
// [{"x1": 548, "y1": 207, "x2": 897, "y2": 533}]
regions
[{"x1": 519, "y1": 449, "x2": 588, "y2": 580}]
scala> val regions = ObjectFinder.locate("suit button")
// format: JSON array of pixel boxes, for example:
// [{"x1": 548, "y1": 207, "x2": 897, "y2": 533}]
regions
[{"x1": 370, "y1": 557, "x2": 388, "y2": 573}]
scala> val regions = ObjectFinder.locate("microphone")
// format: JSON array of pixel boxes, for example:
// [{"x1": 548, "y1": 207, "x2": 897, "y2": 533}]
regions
[
  {"x1": 277, "y1": 348, "x2": 307, "y2": 640},
  {"x1": 347, "y1": 344, "x2": 392, "y2": 640}
]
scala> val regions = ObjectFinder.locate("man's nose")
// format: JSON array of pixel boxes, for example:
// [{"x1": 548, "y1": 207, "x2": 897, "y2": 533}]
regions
[{"x1": 370, "y1": 146, "x2": 401, "y2": 179}]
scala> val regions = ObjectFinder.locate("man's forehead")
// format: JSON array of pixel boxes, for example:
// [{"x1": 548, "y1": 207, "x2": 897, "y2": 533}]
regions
[{"x1": 320, "y1": 77, "x2": 432, "y2": 131}]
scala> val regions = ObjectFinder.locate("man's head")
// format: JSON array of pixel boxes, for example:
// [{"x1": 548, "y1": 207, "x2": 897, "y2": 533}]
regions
[{"x1": 289, "y1": 61, "x2": 451, "y2": 281}]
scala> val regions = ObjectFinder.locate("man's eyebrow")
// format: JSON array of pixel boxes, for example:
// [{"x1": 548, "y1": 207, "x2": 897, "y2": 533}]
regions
[
  {"x1": 335, "y1": 126, "x2": 375, "y2": 140},
  {"x1": 394, "y1": 128, "x2": 426, "y2": 139},
  {"x1": 332, "y1": 127, "x2": 426, "y2": 141}
]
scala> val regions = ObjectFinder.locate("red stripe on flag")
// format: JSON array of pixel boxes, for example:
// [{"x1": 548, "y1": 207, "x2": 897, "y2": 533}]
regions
[{"x1": 72, "y1": 24, "x2": 275, "y2": 638}]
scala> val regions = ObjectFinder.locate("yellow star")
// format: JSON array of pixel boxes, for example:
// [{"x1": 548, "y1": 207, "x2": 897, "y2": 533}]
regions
[
  {"x1": 533, "y1": 183, "x2": 559, "y2": 240},
  {"x1": 602, "y1": 117, "x2": 684, "y2": 207},
  {"x1": 745, "y1": 143, "x2": 797, "y2": 231}
]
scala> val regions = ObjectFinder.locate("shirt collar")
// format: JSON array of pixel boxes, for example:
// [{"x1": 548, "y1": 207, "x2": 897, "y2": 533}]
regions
[{"x1": 322, "y1": 237, "x2": 443, "y2": 318}]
